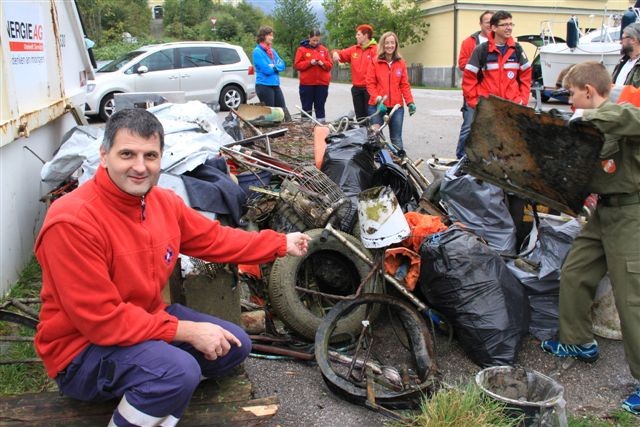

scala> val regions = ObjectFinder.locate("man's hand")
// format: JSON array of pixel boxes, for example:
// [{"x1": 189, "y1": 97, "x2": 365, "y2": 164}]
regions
[
  {"x1": 317, "y1": 60, "x2": 324, "y2": 67},
  {"x1": 310, "y1": 59, "x2": 317, "y2": 65},
  {"x1": 176, "y1": 321, "x2": 241, "y2": 360},
  {"x1": 286, "y1": 232, "x2": 311, "y2": 256},
  {"x1": 332, "y1": 52, "x2": 340, "y2": 62},
  {"x1": 408, "y1": 103, "x2": 416, "y2": 116}
]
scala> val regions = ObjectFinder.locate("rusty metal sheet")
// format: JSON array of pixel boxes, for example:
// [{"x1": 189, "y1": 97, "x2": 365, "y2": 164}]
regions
[{"x1": 464, "y1": 96, "x2": 604, "y2": 216}]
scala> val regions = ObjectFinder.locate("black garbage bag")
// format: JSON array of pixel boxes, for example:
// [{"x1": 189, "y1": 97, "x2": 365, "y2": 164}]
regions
[
  {"x1": 506, "y1": 217, "x2": 582, "y2": 340},
  {"x1": 418, "y1": 225, "x2": 529, "y2": 367},
  {"x1": 440, "y1": 161, "x2": 517, "y2": 255},
  {"x1": 322, "y1": 127, "x2": 375, "y2": 199},
  {"x1": 322, "y1": 127, "x2": 375, "y2": 232},
  {"x1": 371, "y1": 151, "x2": 413, "y2": 206},
  {"x1": 222, "y1": 112, "x2": 244, "y2": 141}
]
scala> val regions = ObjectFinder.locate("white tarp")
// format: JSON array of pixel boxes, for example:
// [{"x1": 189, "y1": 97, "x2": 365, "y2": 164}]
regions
[{"x1": 41, "y1": 101, "x2": 234, "y2": 186}]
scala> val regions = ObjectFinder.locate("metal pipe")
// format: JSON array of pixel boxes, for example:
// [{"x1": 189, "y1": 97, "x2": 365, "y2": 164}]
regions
[
  {"x1": 251, "y1": 343, "x2": 315, "y2": 360},
  {"x1": 452, "y1": 0, "x2": 459, "y2": 88},
  {"x1": 323, "y1": 223, "x2": 428, "y2": 312},
  {"x1": 231, "y1": 108, "x2": 274, "y2": 155},
  {"x1": 295, "y1": 105, "x2": 337, "y2": 133}
]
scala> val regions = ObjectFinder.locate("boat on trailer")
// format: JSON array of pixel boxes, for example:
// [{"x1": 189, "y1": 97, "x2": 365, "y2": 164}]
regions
[{"x1": 537, "y1": 6, "x2": 639, "y2": 89}]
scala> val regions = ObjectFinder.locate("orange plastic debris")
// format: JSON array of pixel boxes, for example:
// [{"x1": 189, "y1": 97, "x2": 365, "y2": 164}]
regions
[
  {"x1": 313, "y1": 125, "x2": 330, "y2": 169},
  {"x1": 401, "y1": 212, "x2": 448, "y2": 252},
  {"x1": 384, "y1": 247, "x2": 421, "y2": 291}
]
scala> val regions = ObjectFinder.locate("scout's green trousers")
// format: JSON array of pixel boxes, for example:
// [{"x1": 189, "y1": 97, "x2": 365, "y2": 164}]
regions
[{"x1": 559, "y1": 203, "x2": 640, "y2": 379}]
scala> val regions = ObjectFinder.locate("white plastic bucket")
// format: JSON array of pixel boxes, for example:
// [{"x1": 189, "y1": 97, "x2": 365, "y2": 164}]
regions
[
  {"x1": 476, "y1": 366, "x2": 568, "y2": 427},
  {"x1": 357, "y1": 186, "x2": 410, "y2": 249}
]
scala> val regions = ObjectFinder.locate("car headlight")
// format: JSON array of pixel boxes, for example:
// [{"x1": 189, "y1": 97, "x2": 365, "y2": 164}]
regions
[{"x1": 87, "y1": 83, "x2": 96, "y2": 93}]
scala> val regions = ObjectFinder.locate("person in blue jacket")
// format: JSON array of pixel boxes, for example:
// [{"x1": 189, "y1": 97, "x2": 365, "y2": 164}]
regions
[{"x1": 252, "y1": 26, "x2": 288, "y2": 115}]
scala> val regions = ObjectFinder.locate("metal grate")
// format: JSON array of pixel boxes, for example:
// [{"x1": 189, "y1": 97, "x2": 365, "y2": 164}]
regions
[
  {"x1": 280, "y1": 164, "x2": 348, "y2": 229},
  {"x1": 189, "y1": 258, "x2": 225, "y2": 278}
]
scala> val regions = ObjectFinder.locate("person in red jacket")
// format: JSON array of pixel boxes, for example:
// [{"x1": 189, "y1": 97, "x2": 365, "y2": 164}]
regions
[
  {"x1": 332, "y1": 24, "x2": 377, "y2": 120},
  {"x1": 366, "y1": 31, "x2": 415, "y2": 151},
  {"x1": 462, "y1": 10, "x2": 532, "y2": 110},
  {"x1": 34, "y1": 108, "x2": 311, "y2": 426},
  {"x1": 456, "y1": 10, "x2": 493, "y2": 159},
  {"x1": 295, "y1": 28, "x2": 332, "y2": 122}
]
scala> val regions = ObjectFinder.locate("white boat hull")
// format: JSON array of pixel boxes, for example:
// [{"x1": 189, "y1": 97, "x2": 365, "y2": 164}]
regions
[{"x1": 539, "y1": 42, "x2": 621, "y2": 88}]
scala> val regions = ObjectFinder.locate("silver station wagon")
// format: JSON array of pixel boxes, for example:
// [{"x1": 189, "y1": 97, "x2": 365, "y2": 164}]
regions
[{"x1": 85, "y1": 41, "x2": 256, "y2": 120}]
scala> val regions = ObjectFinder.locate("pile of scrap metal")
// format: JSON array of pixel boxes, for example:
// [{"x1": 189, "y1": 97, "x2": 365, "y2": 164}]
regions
[
  {"x1": 292, "y1": 96, "x2": 606, "y2": 416},
  {"x1": 38, "y1": 97, "x2": 608, "y2": 416}
]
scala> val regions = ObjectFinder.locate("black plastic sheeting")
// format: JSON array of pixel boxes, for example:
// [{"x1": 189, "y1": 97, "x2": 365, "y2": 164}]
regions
[{"x1": 418, "y1": 225, "x2": 529, "y2": 367}]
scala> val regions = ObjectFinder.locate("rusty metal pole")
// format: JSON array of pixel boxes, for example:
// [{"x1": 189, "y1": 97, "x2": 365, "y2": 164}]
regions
[{"x1": 322, "y1": 223, "x2": 428, "y2": 313}]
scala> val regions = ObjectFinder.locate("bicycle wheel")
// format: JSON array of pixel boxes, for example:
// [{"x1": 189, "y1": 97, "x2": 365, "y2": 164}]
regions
[{"x1": 315, "y1": 293, "x2": 438, "y2": 409}]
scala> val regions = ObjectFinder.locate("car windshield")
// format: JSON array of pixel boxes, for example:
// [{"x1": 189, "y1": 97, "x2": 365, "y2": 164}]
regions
[{"x1": 97, "y1": 50, "x2": 147, "y2": 72}]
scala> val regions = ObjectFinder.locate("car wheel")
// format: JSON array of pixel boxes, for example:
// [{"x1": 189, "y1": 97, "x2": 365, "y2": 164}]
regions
[
  {"x1": 219, "y1": 85, "x2": 245, "y2": 111},
  {"x1": 99, "y1": 93, "x2": 117, "y2": 121}
]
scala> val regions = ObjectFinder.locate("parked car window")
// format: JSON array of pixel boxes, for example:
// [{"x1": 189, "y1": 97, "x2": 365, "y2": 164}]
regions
[
  {"x1": 99, "y1": 50, "x2": 146, "y2": 73},
  {"x1": 215, "y1": 47, "x2": 241, "y2": 65},
  {"x1": 178, "y1": 47, "x2": 214, "y2": 68},
  {"x1": 132, "y1": 49, "x2": 174, "y2": 73}
]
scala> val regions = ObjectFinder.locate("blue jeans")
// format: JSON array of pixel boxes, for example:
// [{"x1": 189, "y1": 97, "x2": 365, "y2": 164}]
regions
[
  {"x1": 55, "y1": 304, "x2": 251, "y2": 425},
  {"x1": 368, "y1": 105, "x2": 405, "y2": 151},
  {"x1": 299, "y1": 85, "x2": 329, "y2": 120},
  {"x1": 456, "y1": 100, "x2": 475, "y2": 159}
]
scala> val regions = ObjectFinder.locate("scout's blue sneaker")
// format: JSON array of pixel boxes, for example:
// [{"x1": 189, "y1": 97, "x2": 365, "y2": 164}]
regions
[
  {"x1": 622, "y1": 387, "x2": 640, "y2": 416},
  {"x1": 540, "y1": 339, "x2": 599, "y2": 362}
]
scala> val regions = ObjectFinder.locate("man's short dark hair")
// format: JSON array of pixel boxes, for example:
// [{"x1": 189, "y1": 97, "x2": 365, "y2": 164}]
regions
[
  {"x1": 102, "y1": 109, "x2": 164, "y2": 152},
  {"x1": 490, "y1": 10, "x2": 512, "y2": 27},
  {"x1": 479, "y1": 10, "x2": 494, "y2": 23}
]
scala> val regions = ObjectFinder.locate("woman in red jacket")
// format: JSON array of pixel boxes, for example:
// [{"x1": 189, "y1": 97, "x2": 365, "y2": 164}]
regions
[
  {"x1": 295, "y1": 28, "x2": 332, "y2": 122},
  {"x1": 366, "y1": 31, "x2": 415, "y2": 151}
]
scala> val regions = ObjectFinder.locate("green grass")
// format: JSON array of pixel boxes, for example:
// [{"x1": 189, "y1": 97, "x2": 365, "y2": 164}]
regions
[
  {"x1": 0, "y1": 257, "x2": 55, "y2": 395},
  {"x1": 388, "y1": 383, "x2": 523, "y2": 427},
  {"x1": 387, "y1": 382, "x2": 639, "y2": 427},
  {"x1": 568, "y1": 409, "x2": 639, "y2": 427}
]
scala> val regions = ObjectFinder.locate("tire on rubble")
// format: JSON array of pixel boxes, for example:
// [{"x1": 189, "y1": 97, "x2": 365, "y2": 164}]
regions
[{"x1": 268, "y1": 228, "x2": 381, "y2": 340}]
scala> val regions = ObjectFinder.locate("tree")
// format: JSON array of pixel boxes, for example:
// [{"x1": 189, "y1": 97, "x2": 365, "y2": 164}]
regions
[
  {"x1": 323, "y1": 0, "x2": 428, "y2": 49},
  {"x1": 77, "y1": 0, "x2": 150, "y2": 43},
  {"x1": 163, "y1": 0, "x2": 213, "y2": 39},
  {"x1": 273, "y1": 0, "x2": 319, "y2": 69}
]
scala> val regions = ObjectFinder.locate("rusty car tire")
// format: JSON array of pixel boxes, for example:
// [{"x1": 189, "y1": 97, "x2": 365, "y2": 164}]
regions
[{"x1": 268, "y1": 228, "x2": 380, "y2": 340}]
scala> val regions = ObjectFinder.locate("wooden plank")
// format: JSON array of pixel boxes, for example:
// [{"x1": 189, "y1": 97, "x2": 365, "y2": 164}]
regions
[
  {"x1": 465, "y1": 95, "x2": 604, "y2": 215},
  {"x1": 0, "y1": 372, "x2": 278, "y2": 426}
]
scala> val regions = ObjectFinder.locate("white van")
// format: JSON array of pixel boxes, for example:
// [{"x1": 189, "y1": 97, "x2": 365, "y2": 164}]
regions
[{"x1": 85, "y1": 41, "x2": 256, "y2": 120}]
